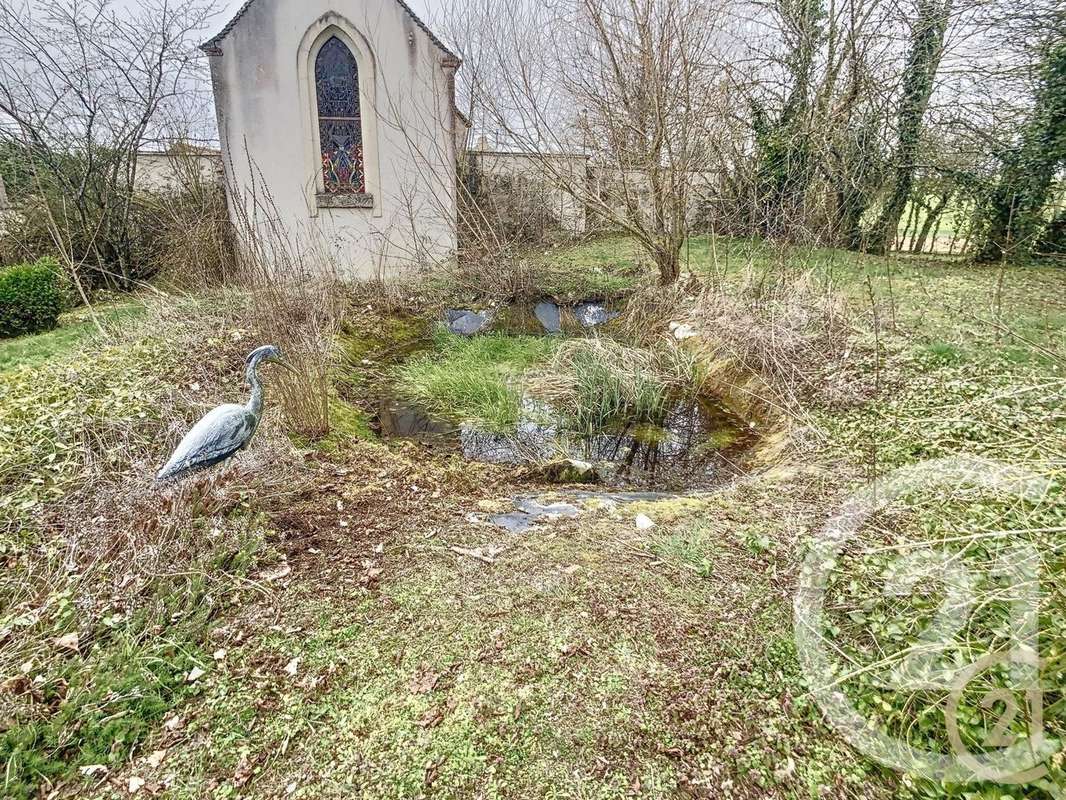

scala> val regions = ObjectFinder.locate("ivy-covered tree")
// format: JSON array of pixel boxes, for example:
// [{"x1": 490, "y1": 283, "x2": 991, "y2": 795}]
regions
[
  {"x1": 973, "y1": 41, "x2": 1066, "y2": 262},
  {"x1": 752, "y1": 0, "x2": 826, "y2": 238},
  {"x1": 866, "y1": 0, "x2": 952, "y2": 253}
]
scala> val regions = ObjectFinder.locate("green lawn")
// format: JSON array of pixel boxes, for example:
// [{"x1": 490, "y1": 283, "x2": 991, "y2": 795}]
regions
[
  {"x1": 2, "y1": 240, "x2": 1064, "y2": 798},
  {"x1": 0, "y1": 301, "x2": 144, "y2": 371},
  {"x1": 547, "y1": 234, "x2": 1066, "y2": 363}
]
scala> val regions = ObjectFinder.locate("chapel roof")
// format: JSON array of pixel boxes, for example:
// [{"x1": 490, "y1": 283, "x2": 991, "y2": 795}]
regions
[{"x1": 200, "y1": 0, "x2": 458, "y2": 60}]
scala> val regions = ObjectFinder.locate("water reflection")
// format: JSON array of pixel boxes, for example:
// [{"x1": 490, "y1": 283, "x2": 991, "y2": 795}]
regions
[{"x1": 373, "y1": 394, "x2": 752, "y2": 489}]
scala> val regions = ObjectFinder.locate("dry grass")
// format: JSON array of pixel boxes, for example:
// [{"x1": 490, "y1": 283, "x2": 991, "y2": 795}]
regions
[
  {"x1": 226, "y1": 183, "x2": 344, "y2": 441},
  {"x1": 620, "y1": 268, "x2": 855, "y2": 422},
  {"x1": 0, "y1": 295, "x2": 316, "y2": 792},
  {"x1": 527, "y1": 336, "x2": 701, "y2": 431}
]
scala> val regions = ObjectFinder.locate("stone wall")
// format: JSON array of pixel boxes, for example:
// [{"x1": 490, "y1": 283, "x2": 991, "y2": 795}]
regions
[{"x1": 134, "y1": 151, "x2": 225, "y2": 195}]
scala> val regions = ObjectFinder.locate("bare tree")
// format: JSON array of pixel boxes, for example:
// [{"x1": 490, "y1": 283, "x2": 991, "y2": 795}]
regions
[
  {"x1": 446, "y1": 0, "x2": 737, "y2": 285},
  {"x1": 0, "y1": 0, "x2": 218, "y2": 289}
]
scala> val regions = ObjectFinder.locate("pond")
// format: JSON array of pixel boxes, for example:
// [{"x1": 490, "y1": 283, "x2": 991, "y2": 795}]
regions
[
  {"x1": 342, "y1": 313, "x2": 758, "y2": 491},
  {"x1": 371, "y1": 390, "x2": 754, "y2": 491}
]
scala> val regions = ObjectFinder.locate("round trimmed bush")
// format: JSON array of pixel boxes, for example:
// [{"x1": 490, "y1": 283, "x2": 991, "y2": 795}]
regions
[{"x1": 0, "y1": 257, "x2": 64, "y2": 338}]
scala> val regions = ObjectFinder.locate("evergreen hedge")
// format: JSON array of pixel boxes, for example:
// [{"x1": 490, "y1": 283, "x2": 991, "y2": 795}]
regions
[{"x1": 0, "y1": 257, "x2": 64, "y2": 338}]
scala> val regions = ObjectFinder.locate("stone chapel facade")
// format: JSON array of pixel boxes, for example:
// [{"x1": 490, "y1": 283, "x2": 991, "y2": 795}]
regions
[{"x1": 202, "y1": 0, "x2": 466, "y2": 277}]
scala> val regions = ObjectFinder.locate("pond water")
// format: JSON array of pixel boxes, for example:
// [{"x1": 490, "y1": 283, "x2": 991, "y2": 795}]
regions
[
  {"x1": 343, "y1": 316, "x2": 757, "y2": 490},
  {"x1": 371, "y1": 391, "x2": 755, "y2": 490}
]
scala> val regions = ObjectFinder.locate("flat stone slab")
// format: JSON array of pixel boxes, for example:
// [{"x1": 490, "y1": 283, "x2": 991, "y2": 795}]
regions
[
  {"x1": 488, "y1": 511, "x2": 537, "y2": 533},
  {"x1": 574, "y1": 302, "x2": 619, "y2": 328},
  {"x1": 534, "y1": 301, "x2": 562, "y2": 334},
  {"x1": 488, "y1": 497, "x2": 580, "y2": 532},
  {"x1": 515, "y1": 498, "x2": 580, "y2": 518},
  {"x1": 445, "y1": 310, "x2": 491, "y2": 336},
  {"x1": 482, "y1": 491, "x2": 679, "y2": 532}
]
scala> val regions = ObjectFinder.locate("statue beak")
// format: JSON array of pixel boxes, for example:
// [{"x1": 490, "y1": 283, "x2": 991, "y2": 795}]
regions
[{"x1": 275, "y1": 358, "x2": 298, "y2": 374}]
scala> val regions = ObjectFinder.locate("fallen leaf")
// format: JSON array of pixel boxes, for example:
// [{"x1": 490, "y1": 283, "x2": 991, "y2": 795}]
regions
[
  {"x1": 634, "y1": 514, "x2": 655, "y2": 530},
  {"x1": 146, "y1": 749, "x2": 167, "y2": 768},
  {"x1": 55, "y1": 632, "x2": 80, "y2": 654},
  {"x1": 233, "y1": 755, "x2": 255, "y2": 787},
  {"x1": 212, "y1": 649, "x2": 227, "y2": 661},
  {"x1": 408, "y1": 666, "x2": 441, "y2": 694},
  {"x1": 283, "y1": 657, "x2": 300, "y2": 676},
  {"x1": 128, "y1": 775, "x2": 145, "y2": 793},
  {"x1": 418, "y1": 706, "x2": 444, "y2": 728},
  {"x1": 79, "y1": 764, "x2": 107, "y2": 777},
  {"x1": 450, "y1": 545, "x2": 503, "y2": 564},
  {"x1": 163, "y1": 714, "x2": 183, "y2": 731},
  {"x1": 258, "y1": 563, "x2": 291, "y2": 582},
  {"x1": 185, "y1": 666, "x2": 206, "y2": 683},
  {"x1": 424, "y1": 756, "x2": 445, "y2": 787}
]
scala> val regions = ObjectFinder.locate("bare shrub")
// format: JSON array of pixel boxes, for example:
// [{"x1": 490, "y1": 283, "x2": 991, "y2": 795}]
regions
[
  {"x1": 437, "y1": 249, "x2": 541, "y2": 304},
  {"x1": 616, "y1": 268, "x2": 854, "y2": 421},
  {"x1": 135, "y1": 165, "x2": 235, "y2": 289},
  {"x1": 693, "y1": 272, "x2": 852, "y2": 417},
  {"x1": 226, "y1": 182, "x2": 342, "y2": 440},
  {"x1": 0, "y1": 0, "x2": 218, "y2": 291}
]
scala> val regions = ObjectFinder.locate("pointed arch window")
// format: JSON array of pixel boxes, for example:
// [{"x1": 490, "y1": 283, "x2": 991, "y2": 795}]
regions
[{"x1": 315, "y1": 36, "x2": 364, "y2": 194}]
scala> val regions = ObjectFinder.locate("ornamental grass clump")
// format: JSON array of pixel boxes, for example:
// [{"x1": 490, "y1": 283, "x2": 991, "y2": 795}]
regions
[{"x1": 394, "y1": 331, "x2": 557, "y2": 429}]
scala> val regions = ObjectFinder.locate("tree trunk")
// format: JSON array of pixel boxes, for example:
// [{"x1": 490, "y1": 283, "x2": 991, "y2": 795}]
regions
[
  {"x1": 654, "y1": 243, "x2": 681, "y2": 285},
  {"x1": 867, "y1": 0, "x2": 951, "y2": 254},
  {"x1": 974, "y1": 42, "x2": 1066, "y2": 262},
  {"x1": 1036, "y1": 209, "x2": 1066, "y2": 255},
  {"x1": 900, "y1": 200, "x2": 918, "y2": 251},
  {"x1": 913, "y1": 190, "x2": 950, "y2": 253}
]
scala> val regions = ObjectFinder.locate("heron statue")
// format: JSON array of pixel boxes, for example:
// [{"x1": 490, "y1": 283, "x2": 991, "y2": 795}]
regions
[{"x1": 156, "y1": 344, "x2": 293, "y2": 484}]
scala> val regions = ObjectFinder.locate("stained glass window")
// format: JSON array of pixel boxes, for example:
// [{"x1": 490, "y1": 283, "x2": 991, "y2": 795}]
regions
[{"x1": 315, "y1": 36, "x2": 364, "y2": 194}]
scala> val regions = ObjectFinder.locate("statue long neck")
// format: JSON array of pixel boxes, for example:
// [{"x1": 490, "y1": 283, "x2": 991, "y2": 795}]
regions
[{"x1": 246, "y1": 357, "x2": 265, "y2": 417}]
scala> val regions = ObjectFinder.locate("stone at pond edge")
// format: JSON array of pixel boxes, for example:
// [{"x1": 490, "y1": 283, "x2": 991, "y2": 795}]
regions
[
  {"x1": 534, "y1": 301, "x2": 562, "y2": 334},
  {"x1": 533, "y1": 458, "x2": 599, "y2": 484},
  {"x1": 488, "y1": 497, "x2": 581, "y2": 532},
  {"x1": 515, "y1": 498, "x2": 579, "y2": 518},
  {"x1": 445, "y1": 310, "x2": 491, "y2": 336},
  {"x1": 489, "y1": 511, "x2": 536, "y2": 533},
  {"x1": 574, "y1": 302, "x2": 619, "y2": 328}
]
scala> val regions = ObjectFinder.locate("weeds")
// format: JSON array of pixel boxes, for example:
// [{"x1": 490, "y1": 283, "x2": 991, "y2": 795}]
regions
[
  {"x1": 227, "y1": 183, "x2": 342, "y2": 441},
  {"x1": 393, "y1": 330, "x2": 557, "y2": 429},
  {"x1": 621, "y1": 268, "x2": 856, "y2": 423},
  {"x1": 0, "y1": 297, "x2": 298, "y2": 796},
  {"x1": 528, "y1": 337, "x2": 701, "y2": 432}
]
